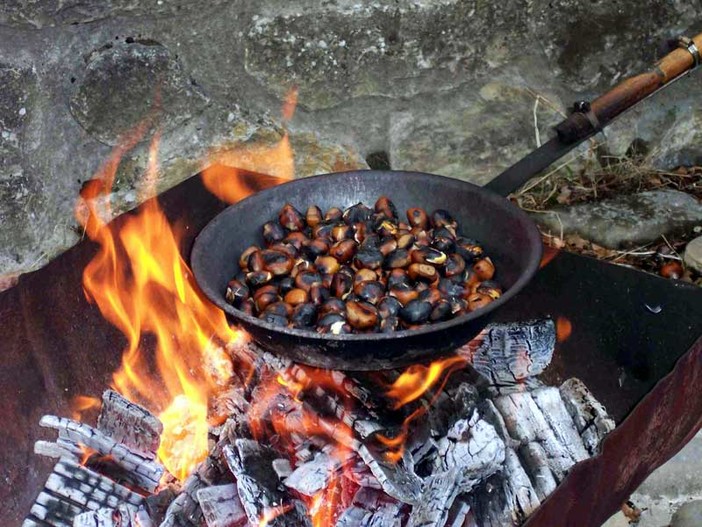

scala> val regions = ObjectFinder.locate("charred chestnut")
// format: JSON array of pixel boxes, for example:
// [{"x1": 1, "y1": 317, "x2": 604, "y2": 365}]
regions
[
  {"x1": 406, "y1": 208, "x2": 428, "y2": 230},
  {"x1": 343, "y1": 203, "x2": 373, "y2": 225},
  {"x1": 238, "y1": 245, "x2": 259, "y2": 272},
  {"x1": 399, "y1": 299, "x2": 432, "y2": 324},
  {"x1": 319, "y1": 298, "x2": 346, "y2": 317},
  {"x1": 284, "y1": 288, "x2": 309, "y2": 306},
  {"x1": 431, "y1": 209, "x2": 457, "y2": 230},
  {"x1": 444, "y1": 253, "x2": 466, "y2": 278},
  {"x1": 291, "y1": 303, "x2": 317, "y2": 329},
  {"x1": 354, "y1": 247, "x2": 383, "y2": 270},
  {"x1": 473, "y1": 257, "x2": 495, "y2": 281},
  {"x1": 346, "y1": 301, "x2": 379, "y2": 330},
  {"x1": 330, "y1": 240, "x2": 358, "y2": 263},
  {"x1": 261, "y1": 249, "x2": 294, "y2": 276},
  {"x1": 408, "y1": 263, "x2": 439, "y2": 283},
  {"x1": 295, "y1": 271, "x2": 323, "y2": 292},
  {"x1": 411, "y1": 247, "x2": 447, "y2": 266},
  {"x1": 354, "y1": 280, "x2": 384, "y2": 305},
  {"x1": 467, "y1": 293, "x2": 493, "y2": 311},
  {"x1": 262, "y1": 222, "x2": 286, "y2": 246},
  {"x1": 384, "y1": 248, "x2": 411, "y2": 269},
  {"x1": 324, "y1": 207, "x2": 343, "y2": 222},
  {"x1": 246, "y1": 270, "x2": 273, "y2": 288},
  {"x1": 331, "y1": 272, "x2": 354, "y2": 299},
  {"x1": 375, "y1": 196, "x2": 398, "y2": 219},
  {"x1": 225, "y1": 279, "x2": 249, "y2": 306},
  {"x1": 305, "y1": 205, "x2": 323, "y2": 228},
  {"x1": 430, "y1": 299, "x2": 452, "y2": 322},
  {"x1": 315, "y1": 255, "x2": 341, "y2": 275},
  {"x1": 279, "y1": 203, "x2": 305, "y2": 231},
  {"x1": 378, "y1": 296, "x2": 403, "y2": 318}
]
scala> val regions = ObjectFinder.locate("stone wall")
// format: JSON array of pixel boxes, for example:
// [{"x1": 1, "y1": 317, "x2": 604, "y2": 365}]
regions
[{"x1": 1, "y1": 0, "x2": 701, "y2": 277}]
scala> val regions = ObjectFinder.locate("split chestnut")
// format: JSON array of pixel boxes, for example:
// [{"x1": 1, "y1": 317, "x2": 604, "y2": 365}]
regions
[{"x1": 225, "y1": 197, "x2": 502, "y2": 334}]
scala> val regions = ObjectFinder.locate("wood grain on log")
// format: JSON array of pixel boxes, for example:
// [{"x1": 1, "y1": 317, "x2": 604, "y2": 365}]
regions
[
  {"x1": 196, "y1": 484, "x2": 247, "y2": 527},
  {"x1": 97, "y1": 390, "x2": 162, "y2": 459},
  {"x1": 559, "y1": 378, "x2": 615, "y2": 455}
]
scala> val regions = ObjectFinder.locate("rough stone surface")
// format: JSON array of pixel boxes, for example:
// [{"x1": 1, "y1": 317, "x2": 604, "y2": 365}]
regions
[
  {"x1": 535, "y1": 190, "x2": 702, "y2": 249},
  {"x1": 671, "y1": 500, "x2": 702, "y2": 527},
  {"x1": 70, "y1": 41, "x2": 208, "y2": 145},
  {"x1": 683, "y1": 236, "x2": 702, "y2": 274},
  {"x1": 0, "y1": 0, "x2": 701, "y2": 276},
  {"x1": 628, "y1": 431, "x2": 702, "y2": 527}
]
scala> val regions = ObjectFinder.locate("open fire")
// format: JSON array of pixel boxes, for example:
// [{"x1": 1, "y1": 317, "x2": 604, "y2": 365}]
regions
[{"x1": 23, "y1": 92, "x2": 615, "y2": 527}]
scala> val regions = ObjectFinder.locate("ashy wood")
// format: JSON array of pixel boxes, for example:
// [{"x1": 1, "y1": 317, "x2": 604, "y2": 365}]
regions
[
  {"x1": 97, "y1": 390, "x2": 163, "y2": 459},
  {"x1": 73, "y1": 504, "x2": 154, "y2": 527},
  {"x1": 406, "y1": 468, "x2": 463, "y2": 527},
  {"x1": 22, "y1": 460, "x2": 143, "y2": 527},
  {"x1": 39, "y1": 415, "x2": 164, "y2": 492},
  {"x1": 559, "y1": 378, "x2": 616, "y2": 455},
  {"x1": 196, "y1": 484, "x2": 247, "y2": 527},
  {"x1": 458, "y1": 320, "x2": 555, "y2": 391}
]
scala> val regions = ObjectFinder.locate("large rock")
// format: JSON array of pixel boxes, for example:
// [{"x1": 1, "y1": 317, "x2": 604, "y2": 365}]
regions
[
  {"x1": 672, "y1": 501, "x2": 702, "y2": 527},
  {"x1": 535, "y1": 190, "x2": 702, "y2": 249},
  {"x1": 70, "y1": 41, "x2": 209, "y2": 145},
  {"x1": 684, "y1": 236, "x2": 702, "y2": 274}
]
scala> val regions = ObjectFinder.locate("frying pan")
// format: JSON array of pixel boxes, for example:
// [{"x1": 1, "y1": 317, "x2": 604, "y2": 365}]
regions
[{"x1": 191, "y1": 34, "x2": 702, "y2": 370}]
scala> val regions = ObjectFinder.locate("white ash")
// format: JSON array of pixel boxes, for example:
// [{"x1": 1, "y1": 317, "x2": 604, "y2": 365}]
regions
[{"x1": 196, "y1": 484, "x2": 247, "y2": 527}]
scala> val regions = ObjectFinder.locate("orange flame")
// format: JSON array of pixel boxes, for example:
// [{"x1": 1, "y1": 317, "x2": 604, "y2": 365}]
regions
[
  {"x1": 556, "y1": 316, "x2": 573, "y2": 343},
  {"x1": 71, "y1": 395, "x2": 101, "y2": 421},
  {"x1": 201, "y1": 87, "x2": 298, "y2": 204},
  {"x1": 76, "y1": 127, "x2": 243, "y2": 481},
  {"x1": 385, "y1": 356, "x2": 467, "y2": 409}
]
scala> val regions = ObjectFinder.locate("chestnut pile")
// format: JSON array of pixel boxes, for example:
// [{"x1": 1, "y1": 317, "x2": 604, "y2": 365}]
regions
[{"x1": 225, "y1": 198, "x2": 501, "y2": 334}]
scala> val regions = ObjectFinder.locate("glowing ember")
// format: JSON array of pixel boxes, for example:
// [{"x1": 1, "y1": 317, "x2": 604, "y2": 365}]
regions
[{"x1": 557, "y1": 316, "x2": 573, "y2": 343}]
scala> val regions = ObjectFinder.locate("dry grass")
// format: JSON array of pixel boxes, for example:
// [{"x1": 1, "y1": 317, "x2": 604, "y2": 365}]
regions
[{"x1": 511, "y1": 154, "x2": 702, "y2": 286}]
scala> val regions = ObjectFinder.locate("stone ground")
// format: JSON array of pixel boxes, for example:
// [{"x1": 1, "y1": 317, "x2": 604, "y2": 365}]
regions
[{"x1": 603, "y1": 431, "x2": 702, "y2": 527}]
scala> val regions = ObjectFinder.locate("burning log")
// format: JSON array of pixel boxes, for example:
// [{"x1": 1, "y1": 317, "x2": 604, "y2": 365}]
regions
[
  {"x1": 469, "y1": 448, "x2": 541, "y2": 527},
  {"x1": 22, "y1": 459, "x2": 144, "y2": 527},
  {"x1": 39, "y1": 415, "x2": 164, "y2": 492},
  {"x1": 459, "y1": 320, "x2": 555, "y2": 391},
  {"x1": 73, "y1": 505, "x2": 153, "y2": 527},
  {"x1": 357, "y1": 442, "x2": 423, "y2": 505},
  {"x1": 223, "y1": 440, "x2": 312, "y2": 527},
  {"x1": 284, "y1": 452, "x2": 341, "y2": 497},
  {"x1": 196, "y1": 484, "x2": 247, "y2": 527},
  {"x1": 492, "y1": 392, "x2": 575, "y2": 480},
  {"x1": 406, "y1": 468, "x2": 463, "y2": 527},
  {"x1": 559, "y1": 378, "x2": 616, "y2": 454},
  {"x1": 335, "y1": 487, "x2": 403, "y2": 527},
  {"x1": 432, "y1": 409, "x2": 505, "y2": 487},
  {"x1": 97, "y1": 390, "x2": 163, "y2": 459}
]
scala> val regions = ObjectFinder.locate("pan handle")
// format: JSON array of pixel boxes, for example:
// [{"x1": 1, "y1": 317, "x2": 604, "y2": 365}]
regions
[{"x1": 556, "y1": 33, "x2": 702, "y2": 143}]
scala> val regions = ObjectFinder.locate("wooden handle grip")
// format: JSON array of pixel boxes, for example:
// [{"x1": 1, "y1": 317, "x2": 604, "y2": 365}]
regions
[{"x1": 556, "y1": 33, "x2": 702, "y2": 143}]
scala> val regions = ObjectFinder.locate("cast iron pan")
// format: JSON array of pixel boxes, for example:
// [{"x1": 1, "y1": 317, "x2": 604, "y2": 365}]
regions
[
  {"x1": 191, "y1": 170, "x2": 542, "y2": 370},
  {"x1": 191, "y1": 37, "x2": 702, "y2": 370}
]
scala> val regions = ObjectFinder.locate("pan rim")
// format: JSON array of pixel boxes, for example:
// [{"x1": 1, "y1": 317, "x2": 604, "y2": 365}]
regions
[{"x1": 191, "y1": 169, "x2": 543, "y2": 343}]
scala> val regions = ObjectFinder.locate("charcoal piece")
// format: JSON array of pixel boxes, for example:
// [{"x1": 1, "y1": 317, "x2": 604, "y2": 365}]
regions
[
  {"x1": 426, "y1": 382, "x2": 478, "y2": 440},
  {"x1": 531, "y1": 386, "x2": 589, "y2": 463},
  {"x1": 285, "y1": 452, "x2": 340, "y2": 496},
  {"x1": 559, "y1": 377, "x2": 615, "y2": 455},
  {"x1": 97, "y1": 390, "x2": 162, "y2": 459},
  {"x1": 223, "y1": 440, "x2": 312, "y2": 527},
  {"x1": 478, "y1": 400, "x2": 514, "y2": 446},
  {"x1": 517, "y1": 443, "x2": 557, "y2": 500},
  {"x1": 73, "y1": 505, "x2": 153, "y2": 527},
  {"x1": 406, "y1": 468, "x2": 462, "y2": 527},
  {"x1": 357, "y1": 442, "x2": 422, "y2": 505},
  {"x1": 40, "y1": 415, "x2": 164, "y2": 492},
  {"x1": 445, "y1": 499, "x2": 471, "y2": 527},
  {"x1": 470, "y1": 449, "x2": 540, "y2": 527},
  {"x1": 145, "y1": 487, "x2": 179, "y2": 527},
  {"x1": 196, "y1": 484, "x2": 247, "y2": 527},
  {"x1": 433, "y1": 409, "x2": 505, "y2": 487},
  {"x1": 335, "y1": 495, "x2": 403, "y2": 527},
  {"x1": 492, "y1": 392, "x2": 574, "y2": 481},
  {"x1": 459, "y1": 319, "x2": 555, "y2": 388},
  {"x1": 22, "y1": 459, "x2": 143, "y2": 527}
]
